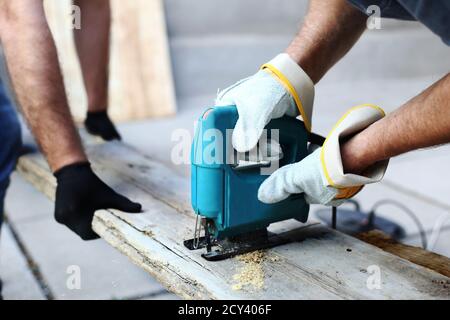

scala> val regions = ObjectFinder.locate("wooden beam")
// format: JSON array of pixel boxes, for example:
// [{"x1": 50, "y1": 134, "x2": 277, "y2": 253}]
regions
[
  {"x1": 44, "y1": 0, "x2": 176, "y2": 123},
  {"x1": 16, "y1": 141, "x2": 450, "y2": 299},
  {"x1": 108, "y1": 0, "x2": 176, "y2": 120},
  {"x1": 356, "y1": 230, "x2": 450, "y2": 278}
]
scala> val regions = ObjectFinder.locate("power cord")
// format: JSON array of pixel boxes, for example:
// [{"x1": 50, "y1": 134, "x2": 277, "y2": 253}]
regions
[
  {"x1": 427, "y1": 212, "x2": 450, "y2": 251},
  {"x1": 322, "y1": 199, "x2": 449, "y2": 250},
  {"x1": 369, "y1": 199, "x2": 427, "y2": 249}
]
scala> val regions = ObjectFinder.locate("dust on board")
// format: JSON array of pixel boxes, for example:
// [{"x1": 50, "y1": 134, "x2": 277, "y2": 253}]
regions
[{"x1": 232, "y1": 250, "x2": 280, "y2": 291}]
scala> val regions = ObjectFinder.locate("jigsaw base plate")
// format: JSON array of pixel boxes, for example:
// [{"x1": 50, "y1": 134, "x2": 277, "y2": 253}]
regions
[{"x1": 184, "y1": 229, "x2": 290, "y2": 261}]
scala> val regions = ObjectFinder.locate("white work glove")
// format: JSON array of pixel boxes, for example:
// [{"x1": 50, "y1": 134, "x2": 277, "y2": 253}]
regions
[
  {"x1": 258, "y1": 105, "x2": 390, "y2": 206},
  {"x1": 216, "y1": 53, "x2": 315, "y2": 153}
]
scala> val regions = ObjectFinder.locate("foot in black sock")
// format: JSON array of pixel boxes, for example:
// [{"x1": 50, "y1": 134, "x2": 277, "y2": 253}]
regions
[{"x1": 84, "y1": 111, "x2": 121, "y2": 141}]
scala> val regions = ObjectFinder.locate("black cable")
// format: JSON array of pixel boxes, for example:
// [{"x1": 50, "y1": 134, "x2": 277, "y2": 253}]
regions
[
  {"x1": 344, "y1": 199, "x2": 361, "y2": 212},
  {"x1": 370, "y1": 199, "x2": 427, "y2": 249}
]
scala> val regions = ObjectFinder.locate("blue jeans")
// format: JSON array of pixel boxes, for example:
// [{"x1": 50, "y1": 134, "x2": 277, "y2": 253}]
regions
[
  {"x1": 0, "y1": 78, "x2": 22, "y2": 228},
  {"x1": 348, "y1": 0, "x2": 450, "y2": 45}
]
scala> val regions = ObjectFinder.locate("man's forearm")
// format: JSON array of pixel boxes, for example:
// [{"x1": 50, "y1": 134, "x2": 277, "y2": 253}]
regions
[
  {"x1": 0, "y1": 0, "x2": 86, "y2": 172},
  {"x1": 286, "y1": 0, "x2": 367, "y2": 83},
  {"x1": 341, "y1": 73, "x2": 450, "y2": 174},
  {"x1": 73, "y1": 0, "x2": 111, "y2": 112}
]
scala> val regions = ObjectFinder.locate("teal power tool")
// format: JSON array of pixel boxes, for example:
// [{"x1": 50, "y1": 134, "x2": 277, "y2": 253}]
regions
[{"x1": 184, "y1": 106, "x2": 325, "y2": 261}]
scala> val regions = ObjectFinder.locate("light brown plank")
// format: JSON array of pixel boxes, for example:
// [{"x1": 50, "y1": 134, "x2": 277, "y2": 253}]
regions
[
  {"x1": 44, "y1": 0, "x2": 176, "y2": 123},
  {"x1": 357, "y1": 230, "x2": 450, "y2": 278}
]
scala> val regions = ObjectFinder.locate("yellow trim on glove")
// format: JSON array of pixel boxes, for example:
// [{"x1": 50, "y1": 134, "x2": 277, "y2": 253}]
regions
[
  {"x1": 320, "y1": 104, "x2": 386, "y2": 189},
  {"x1": 261, "y1": 63, "x2": 312, "y2": 132}
]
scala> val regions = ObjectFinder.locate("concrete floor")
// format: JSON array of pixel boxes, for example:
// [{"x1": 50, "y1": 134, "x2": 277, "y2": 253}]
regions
[
  {"x1": 1, "y1": 2, "x2": 450, "y2": 299},
  {"x1": 1, "y1": 173, "x2": 177, "y2": 300}
]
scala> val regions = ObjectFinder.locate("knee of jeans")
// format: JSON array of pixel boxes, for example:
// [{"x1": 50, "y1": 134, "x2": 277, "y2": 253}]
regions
[{"x1": 6, "y1": 115, "x2": 22, "y2": 156}]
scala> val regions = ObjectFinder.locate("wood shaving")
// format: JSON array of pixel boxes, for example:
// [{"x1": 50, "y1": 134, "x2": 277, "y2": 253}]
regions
[
  {"x1": 269, "y1": 255, "x2": 280, "y2": 262},
  {"x1": 232, "y1": 251, "x2": 266, "y2": 291}
]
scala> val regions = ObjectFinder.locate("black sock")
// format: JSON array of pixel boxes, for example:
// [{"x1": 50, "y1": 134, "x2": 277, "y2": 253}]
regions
[{"x1": 84, "y1": 111, "x2": 121, "y2": 141}]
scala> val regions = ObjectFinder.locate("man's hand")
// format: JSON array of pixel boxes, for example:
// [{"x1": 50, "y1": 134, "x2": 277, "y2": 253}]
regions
[
  {"x1": 258, "y1": 148, "x2": 342, "y2": 206},
  {"x1": 0, "y1": 1, "x2": 142, "y2": 241},
  {"x1": 259, "y1": 105, "x2": 389, "y2": 206},
  {"x1": 85, "y1": 111, "x2": 122, "y2": 141},
  {"x1": 340, "y1": 73, "x2": 450, "y2": 173},
  {"x1": 73, "y1": 0, "x2": 121, "y2": 142},
  {"x1": 54, "y1": 163, "x2": 141, "y2": 240},
  {"x1": 216, "y1": 54, "x2": 314, "y2": 153},
  {"x1": 216, "y1": 0, "x2": 366, "y2": 155}
]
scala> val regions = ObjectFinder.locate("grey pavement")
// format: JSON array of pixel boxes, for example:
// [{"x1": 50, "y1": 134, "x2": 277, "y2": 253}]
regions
[
  {"x1": 1, "y1": 173, "x2": 173, "y2": 300},
  {"x1": 0, "y1": 224, "x2": 44, "y2": 300},
  {"x1": 2, "y1": 1, "x2": 450, "y2": 300}
]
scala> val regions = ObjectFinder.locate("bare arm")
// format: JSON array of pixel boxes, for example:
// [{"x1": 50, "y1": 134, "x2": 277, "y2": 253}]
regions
[
  {"x1": 288, "y1": 1, "x2": 450, "y2": 175},
  {"x1": 0, "y1": 0, "x2": 87, "y2": 172},
  {"x1": 341, "y1": 73, "x2": 450, "y2": 173},
  {"x1": 286, "y1": 0, "x2": 367, "y2": 83},
  {"x1": 73, "y1": 0, "x2": 110, "y2": 112}
]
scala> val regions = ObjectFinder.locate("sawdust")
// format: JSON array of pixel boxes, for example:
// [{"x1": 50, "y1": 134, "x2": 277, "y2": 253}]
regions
[
  {"x1": 269, "y1": 255, "x2": 280, "y2": 263},
  {"x1": 231, "y1": 250, "x2": 268, "y2": 291}
]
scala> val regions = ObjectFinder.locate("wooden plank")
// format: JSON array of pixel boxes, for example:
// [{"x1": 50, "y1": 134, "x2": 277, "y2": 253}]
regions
[
  {"x1": 16, "y1": 141, "x2": 450, "y2": 300},
  {"x1": 44, "y1": 0, "x2": 176, "y2": 123},
  {"x1": 109, "y1": 0, "x2": 177, "y2": 120},
  {"x1": 356, "y1": 230, "x2": 450, "y2": 278}
]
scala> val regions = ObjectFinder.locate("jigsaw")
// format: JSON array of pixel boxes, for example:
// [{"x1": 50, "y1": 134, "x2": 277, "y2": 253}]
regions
[{"x1": 184, "y1": 105, "x2": 325, "y2": 261}]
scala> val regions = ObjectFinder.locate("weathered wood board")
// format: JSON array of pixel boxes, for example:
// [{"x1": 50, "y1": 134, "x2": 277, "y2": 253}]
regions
[
  {"x1": 44, "y1": 0, "x2": 176, "y2": 122},
  {"x1": 356, "y1": 230, "x2": 450, "y2": 278},
  {"x1": 17, "y1": 141, "x2": 450, "y2": 300}
]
